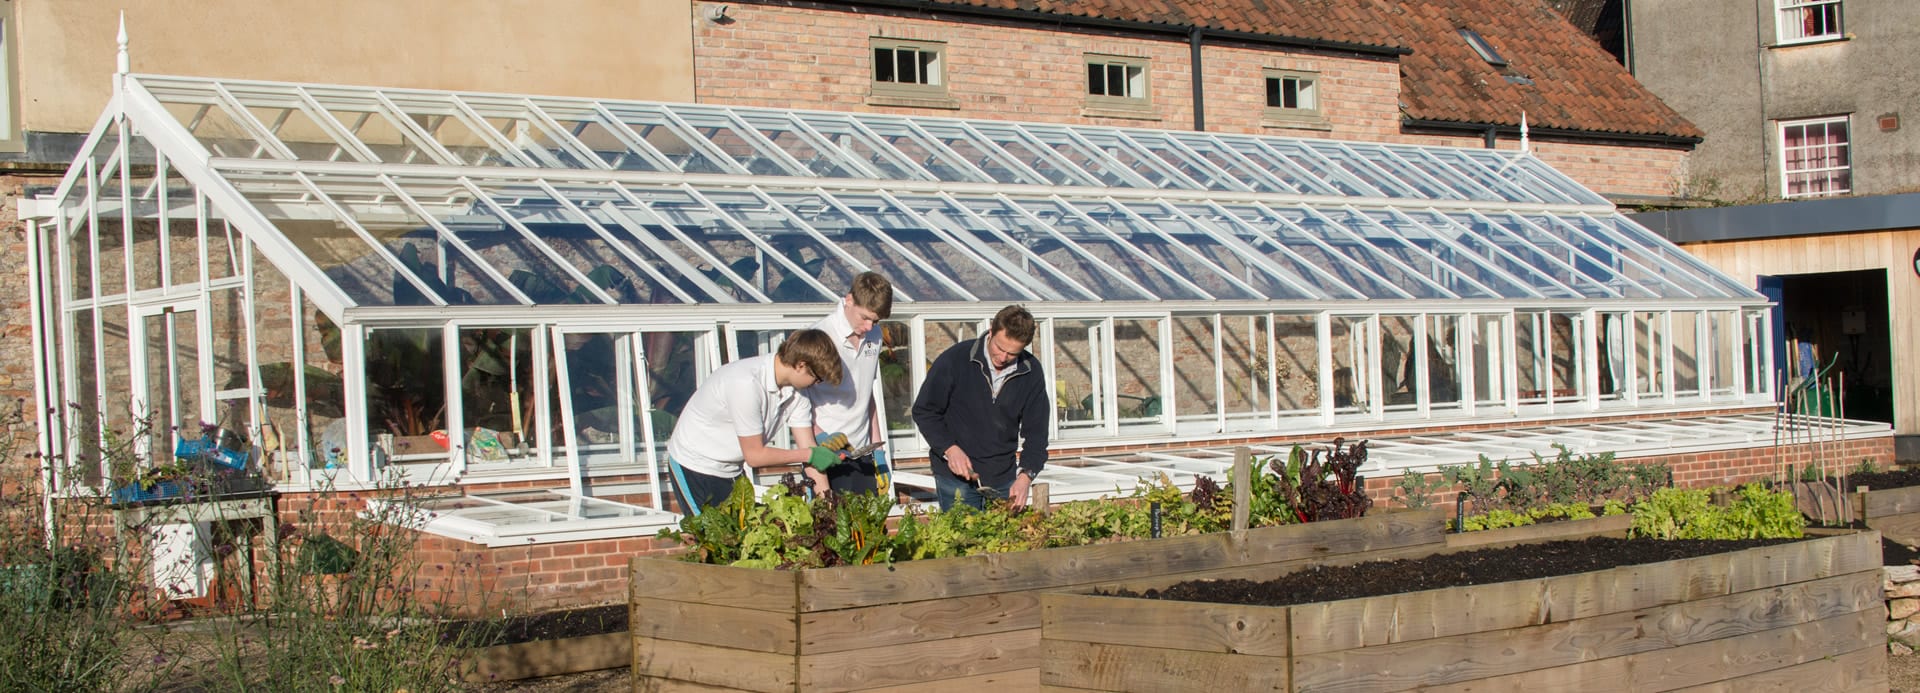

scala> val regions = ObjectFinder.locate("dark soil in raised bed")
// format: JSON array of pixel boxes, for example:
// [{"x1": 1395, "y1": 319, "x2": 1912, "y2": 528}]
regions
[
  {"x1": 1110, "y1": 537, "x2": 1800, "y2": 607},
  {"x1": 1838, "y1": 467, "x2": 1920, "y2": 491},
  {"x1": 440, "y1": 603, "x2": 627, "y2": 647}
]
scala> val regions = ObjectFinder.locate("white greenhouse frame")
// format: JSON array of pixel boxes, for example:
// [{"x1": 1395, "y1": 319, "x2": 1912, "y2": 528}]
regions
[{"x1": 23, "y1": 73, "x2": 1863, "y2": 545}]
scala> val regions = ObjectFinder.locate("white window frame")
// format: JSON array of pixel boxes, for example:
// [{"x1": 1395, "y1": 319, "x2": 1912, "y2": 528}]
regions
[
  {"x1": 0, "y1": 1, "x2": 21, "y2": 152},
  {"x1": 1776, "y1": 0, "x2": 1844, "y2": 44},
  {"x1": 1778, "y1": 115, "x2": 1852, "y2": 198},
  {"x1": 1084, "y1": 54, "x2": 1152, "y2": 115},
  {"x1": 1262, "y1": 69, "x2": 1325, "y2": 127},
  {"x1": 869, "y1": 37, "x2": 953, "y2": 107}
]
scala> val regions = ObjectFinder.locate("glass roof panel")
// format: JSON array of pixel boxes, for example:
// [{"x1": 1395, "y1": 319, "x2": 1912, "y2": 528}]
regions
[{"x1": 115, "y1": 75, "x2": 1761, "y2": 310}]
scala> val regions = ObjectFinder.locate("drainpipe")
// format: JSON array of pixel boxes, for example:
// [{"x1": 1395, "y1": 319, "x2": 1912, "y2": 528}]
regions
[
  {"x1": 1484, "y1": 125, "x2": 1497, "y2": 149},
  {"x1": 1190, "y1": 28, "x2": 1206, "y2": 131}
]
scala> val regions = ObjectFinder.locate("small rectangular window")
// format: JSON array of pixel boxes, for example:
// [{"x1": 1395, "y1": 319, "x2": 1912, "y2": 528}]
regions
[
  {"x1": 1458, "y1": 28, "x2": 1509, "y2": 67},
  {"x1": 1262, "y1": 69, "x2": 1324, "y2": 127},
  {"x1": 869, "y1": 38, "x2": 950, "y2": 104},
  {"x1": 1084, "y1": 54, "x2": 1151, "y2": 113},
  {"x1": 1777, "y1": 0, "x2": 1844, "y2": 43},
  {"x1": 1779, "y1": 115, "x2": 1852, "y2": 198}
]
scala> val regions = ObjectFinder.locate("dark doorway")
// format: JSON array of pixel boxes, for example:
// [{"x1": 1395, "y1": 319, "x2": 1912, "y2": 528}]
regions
[{"x1": 1774, "y1": 269, "x2": 1894, "y2": 424}]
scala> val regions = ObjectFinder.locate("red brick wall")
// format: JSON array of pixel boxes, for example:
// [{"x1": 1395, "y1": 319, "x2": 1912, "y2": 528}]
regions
[{"x1": 691, "y1": 1, "x2": 1686, "y2": 199}]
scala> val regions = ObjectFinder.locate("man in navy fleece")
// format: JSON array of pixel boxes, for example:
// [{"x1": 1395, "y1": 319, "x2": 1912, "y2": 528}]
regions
[{"x1": 911, "y1": 305, "x2": 1051, "y2": 510}]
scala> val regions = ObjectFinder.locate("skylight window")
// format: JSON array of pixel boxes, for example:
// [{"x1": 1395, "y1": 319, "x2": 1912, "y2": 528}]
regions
[{"x1": 1459, "y1": 28, "x2": 1509, "y2": 67}]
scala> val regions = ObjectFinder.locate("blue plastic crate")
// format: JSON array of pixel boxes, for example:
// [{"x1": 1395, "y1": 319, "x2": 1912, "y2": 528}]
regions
[
  {"x1": 175, "y1": 434, "x2": 248, "y2": 470},
  {"x1": 111, "y1": 480, "x2": 186, "y2": 505}
]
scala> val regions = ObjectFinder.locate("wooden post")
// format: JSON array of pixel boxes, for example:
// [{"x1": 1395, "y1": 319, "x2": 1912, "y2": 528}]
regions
[
  {"x1": 1232, "y1": 447, "x2": 1252, "y2": 533},
  {"x1": 1856, "y1": 486, "x2": 1869, "y2": 525},
  {"x1": 1031, "y1": 482, "x2": 1050, "y2": 513}
]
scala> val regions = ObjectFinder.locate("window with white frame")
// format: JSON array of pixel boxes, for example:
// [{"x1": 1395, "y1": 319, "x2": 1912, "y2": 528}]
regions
[
  {"x1": 1263, "y1": 69, "x2": 1321, "y2": 123},
  {"x1": 1780, "y1": 116, "x2": 1851, "y2": 198},
  {"x1": 870, "y1": 38, "x2": 948, "y2": 100},
  {"x1": 1085, "y1": 54, "x2": 1151, "y2": 112},
  {"x1": 1777, "y1": 0, "x2": 1843, "y2": 43}
]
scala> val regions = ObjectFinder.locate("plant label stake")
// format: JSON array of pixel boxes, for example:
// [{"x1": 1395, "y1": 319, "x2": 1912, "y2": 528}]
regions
[
  {"x1": 1454, "y1": 493, "x2": 1467, "y2": 533},
  {"x1": 1232, "y1": 447, "x2": 1252, "y2": 533},
  {"x1": 1150, "y1": 502, "x2": 1162, "y2": 538}
]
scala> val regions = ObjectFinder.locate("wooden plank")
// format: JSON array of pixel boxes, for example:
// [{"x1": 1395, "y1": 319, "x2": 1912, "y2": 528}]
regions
[
  {"x1": 856, "y1": 668, "x2": 1039, "y2": 692},
  {"x1": 797, "y1": 628, "x2": 1037, "y2": 692},
  {"x1": 1039, "y1": 639, "x2": 1287, "y2": 692},
  {"x1": 1663, "y1": 642, "x2": 1888, "y2": 693},
  {"x1": 1288, "y1": 570, "x2": 1883, "y2": 692},
  {"x1": 1040, "y1": 592, "x2": 1289, "y2": 657},
  {"x1": 639, "y1": 677, "x2": 756, "y2": 692},
  {"x1": 632, "y1": 556, "x2": 798, "y2": 612},
  {"x1": 1868, "y1": 512, "x2": 1920, "y2": 546},
  {"x1": 1724, "y1": 532, "x2": 1852, "y2": 593},
  {"x1": 1865, "y1": 488, "x2": 1920, "y2": 520},
  {"x1": 1290, "y1": 578, "x2": 1546, "y2": 656},
  {"x1": 465, "y1": 632, "x2": 627, "y2": 682},
  {"x1": 1622, "y1": 609, "x2": 1883, "y2": 691},
  {"x1": 634, "y1": 635, "x2": 795, "y2": 692},
  {"x1": 797, "y1": 532, "x2": 1235, "y2": 612},
  {"x1": 799, "y1": 591, "x2": 1038, "y2": 654},
  {"x1": 1234, "y1": 508, "x2": 1449, "y2": 565},
  {"x1": 633, "y1": 596, "x2": 798, "y2": 654},
  {"x1": 1442, "y1": 513, "x2": 1632, "y2": 550}
]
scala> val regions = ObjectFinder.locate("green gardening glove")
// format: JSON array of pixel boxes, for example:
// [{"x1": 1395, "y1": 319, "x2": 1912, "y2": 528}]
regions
[{"x1": 807, "y1": 446, "x2": 842, "y2": 471}]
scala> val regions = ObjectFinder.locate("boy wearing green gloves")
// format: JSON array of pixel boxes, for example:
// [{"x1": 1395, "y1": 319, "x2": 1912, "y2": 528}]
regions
[{"x1": 666, "y1": 329, "x2": 848, "y2": 516}]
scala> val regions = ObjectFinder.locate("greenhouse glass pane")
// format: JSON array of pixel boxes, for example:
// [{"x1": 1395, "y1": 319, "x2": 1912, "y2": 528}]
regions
[
  {"x1": 1220, "y1": 314, "x2": 1268, "y2": 423},
  {"x1": 241, "y1": 195, "x2": 410, "y2": 306},
  {"x1": 1014, "y1": 198, "x2": 1204, "y2": 300},
  {"x1": 1069, "y1": 130, "x2": 1189, "y2": 189},
  {"x1": 1345, "y1": 210, "x2": 1507, "y2": 298},
  {"x1": 1171, "y1": 316, "x2": 1220, "y2": 421},
  {"x1": 425, "y1": 193, "x2": 600, "y2": 305},
  {"x1": 525, "y1": 102, "x2": 659, "y2": 172},
  {"x1": 1350, "y1": 144, "x2": 1457, "y2": 200},
  {"x1": 1302, "y1": 141, "x2": 1414, "y2": 197},
  {"x1": 1395, "y1": 210, "x2": 1571, "y2": 298},
  {"x1": 1709, "y1": 311, "x2": 1738, "y2": 395},
  {"x1": 1122, "y1": 132, "x2": 1248, "y2": 192},
  {"x1": 792, "y1": 116, "x2": 927, "y2": 180},
  {"x1": 946, "y1": 197, "x2": 1146, "y2": 301},
  {"x1": 1410, "y1": 148, "x2": 1535, "y2": 203},
  {"x1": 598, "y1": 106, "x2": 733, "y2": 174},
  {"x1": 1017, "y1": 125, "x2": 1142, "y2": 188},
  {"x1": 1329, "y1": 315, "x2": 1374, "y2": 416},
  {"x1": 625, "y1": 189, "x2": 775, "y2": 299},
  {"x1": 1586, "y1": 215, "x2": 1754, "y2": 298},
  {"x1": 1165, "y1": 133, "x2": 1295, "y2": 194},
  {"x1": 1272, "y1": 314, "x2": 1319, "y2": 413},
  {"x1": 1597, "y1": 311, "x2": 1630, "y2": 400},
  {"x1": 888, "y1": 195, "x2": 1069, "y2": 301},
  {"x1": 829, "y1": 193, "x2": 1036, "y2": 303},
  {"x1": 473, "y1": 188, "x2": 692, "y2": 304},
  {"x1": 966, "y1": 123, "x2": 1098, "y2": 186},
  {"x1": 241, "y1": 102, "x2": 354, "y2": 162},
  {"x1": 1633, "y1": 311, "x2": 1665, "y2": 397},
  {"x1": 1113, "y1": 318, "x2": 1165, "y2": 428},
  {"x1": 1099, "y1": 201, "x2": 1262, "y2": 300},
  {"x1": 760, "y1": 191, "x2": 970, "y2": 302},
  {"x1": 1380, "y1": 315, "x2": 1418, "y2": 410},
  {"x1": 1515, "y1": 311, "x2": 1549, "y2": 403},
  {"x1": 1216, "y1": 136, "x2": 1346, "y2": 196},
  {"x1": 1053, "y1": 319, "x2": 1104, "y2": 434},
  {"x1": 691, "y1": 190, "x2": 851, "y2": 302},
  {"x1": 1470, "y1": 314, "x2": 1506, "y2": 407},
  {"x1": 322, "y1": 104, "x2": 444, "y2": 165},
  {"x1": 1479, "y1": 212, "x2": 1654, "y2": 298},
  {"x1": 1278, "y1": 207, "x2": 1451, "y2": 299},
  {"x1": 396, "y1": 105, "x2": 520, "y2": 167},
  {"x1": 1743, "y1": 309, "x2": 1769, "y2": 396},
  {"x1": 676, "y1": 109, "x2": 799, "y2": 177},
  {"x1": 1672, "y1": 311, "x2": 1701, "y2": 395},
  {"x1": 1426, "y1": 314, "x2": 1465, "y2": 410},
  {"x1": 1552, "y1": 311, "x2": 1588, "y2": 402},
  {"x1": 860, "y1": 120, "x2": 988, "y2": 182},
  {"x1": 734, "y1": 112, "x2": 862, "y2": 178},
  {"x1": 344, "y1": 188, "x2": 519, "y2": 306},
  {"x1": 161, "y1": 99, "x2": 268, "y2": 159},
  {"x1": 913, "y1": 121, "x2": 1040, "y2": 185},
  {"x1": 1538, "y1": 215, "x2": 1698, "y2": 298}
]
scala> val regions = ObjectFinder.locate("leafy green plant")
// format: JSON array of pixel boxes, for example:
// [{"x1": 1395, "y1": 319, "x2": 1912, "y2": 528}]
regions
[
  {"x1": 1459, "y1": 509, "x2": 1533, "y2": 532},
  {"x1": 1629, "y1": 484, "x2": 1803, "y2": 540},
  {"x1": 1853, "y1": 458, "x2": 1880, "y2": 476},
  {"x1": 1272, "y1": 439, "x2": 1372, "y2": 522},
  {"x1": 1391, "y1": 469, "x2": 1447, "y2": 510}
]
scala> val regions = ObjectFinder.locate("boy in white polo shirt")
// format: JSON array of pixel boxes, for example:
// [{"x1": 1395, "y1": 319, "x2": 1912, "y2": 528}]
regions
[
  {"x1": 806, "y1": 272, "x2": 894, "y2": 496},
  {"x1": 666, "y1": 329, "x2": 847, "y2": 516}
]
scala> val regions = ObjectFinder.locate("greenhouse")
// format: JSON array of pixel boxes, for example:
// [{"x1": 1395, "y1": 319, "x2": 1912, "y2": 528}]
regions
[{"x1": 24, "y1": 73, "x2": 1860, "y2": 546}]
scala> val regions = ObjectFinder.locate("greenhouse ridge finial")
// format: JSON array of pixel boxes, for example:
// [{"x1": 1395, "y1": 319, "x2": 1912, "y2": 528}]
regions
[
  {"x1": 1519, "y1": 111, "x2": 1530, "y2": 153},
  {"x1": 115, "y1": 11, "x2": 129, "y2": 76}
]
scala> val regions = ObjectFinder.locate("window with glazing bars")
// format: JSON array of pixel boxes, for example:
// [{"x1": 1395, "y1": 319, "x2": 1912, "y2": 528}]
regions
[
  {"x1": 1777, "y1": 0, "x2": 1843, "y2": 43},
  {"x1": 1085, "y1": 55, "x2": 1149, "y2": 108},
  {"x1": 1780, "y1": 115, "x2": 1851, "y2": 198},
  {"x1": 871, "y1": 39, "x2": 946, "y2": 97},
  {"x1": 1263, "y1": 69, "x2": 1320, "y2": 121}
]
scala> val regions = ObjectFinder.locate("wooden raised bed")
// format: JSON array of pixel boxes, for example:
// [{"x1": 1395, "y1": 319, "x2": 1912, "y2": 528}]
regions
[
  {"x1": 1040, "y1": 530, "x2": 1888, "y2": 692},
  {"x1": 1855, "y1": 485, "x2": 1920, "y2": 544},
  {"x1": 465, "y1": 632, "x2": 628, "y2": 683},
  {"x1": 630, "y1": 510, "x2": 1448, "y2": 692}
]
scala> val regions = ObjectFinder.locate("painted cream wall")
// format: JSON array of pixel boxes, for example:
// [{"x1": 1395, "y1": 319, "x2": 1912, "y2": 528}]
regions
[
  {"x1": 1682, "y1": 230, "x2": 1920, "y2": 436},
  {"x1": 16, "y1": 0, "x2": 696, "y2": 134}
]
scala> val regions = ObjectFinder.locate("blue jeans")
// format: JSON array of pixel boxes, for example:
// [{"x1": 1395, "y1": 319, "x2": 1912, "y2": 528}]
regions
[{"x1": 934, "y1": 471, "x2": 1011, "y2": 511}]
